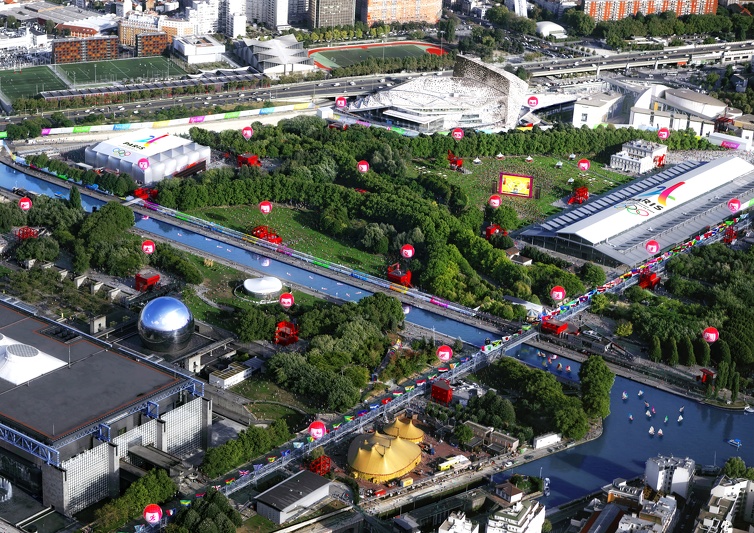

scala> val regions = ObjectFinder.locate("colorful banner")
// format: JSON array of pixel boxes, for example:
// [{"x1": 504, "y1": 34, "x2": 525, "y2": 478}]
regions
[
  {"x1": 224, "y1": 111, "x2": 241, "y2": 119},
  {"x1": 72, "y1": 126, "x2": 91, "y2": 133}
]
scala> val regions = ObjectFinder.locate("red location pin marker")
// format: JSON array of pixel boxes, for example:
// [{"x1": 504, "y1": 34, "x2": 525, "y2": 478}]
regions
[
  {"x1": 658, "y1": 127, "x2": 670, "y2": 140},
  {"x1": 451, "y1": 128, "x2": 464, "y2": 140},
  {"x1": 702, "y1": 327, "x2": 719, "y2": 343},
  {"x1": 259, "y1": 201, "x2": 272, "y2": 214},
  {"x1": 488, "y1": 195, "x2": 502, "y2": 208},
  {"x1": 528, "y1": 96, "x2": 539, "y2": 107},
  {"x1": 357, "y1": 160, "x2": 370, "y2": 173},
  {"x1": 550, "y1": 285, "x2": 566, "y2": 301},
  {"x1": 436, "y1": 345, "x2": 453, "y2": 362},
  {"x1": 141, "y1": 240, "x2": 155, "y2": 255},
  {"x1": 400, "y1": 244, "x2": 415, "y2": 259},
  {"x1": 727, "y1": 198, "x2": 741, "y2": 213},
  {"x1": 137, "y1": 158, "x2": 149, "y2": 171},
  {"x1": 645, "y1": 240, "x2": 660, "y2": 254},
  {"x1": 335, "y1": 96, "x2": 347, "y2": 108},
  {"x1": 143, "y1": 504, "x2": 162, "y2": 525},
  {"x1": 308, "y1": 420, "x2": 326, "y2": 439},
  {"x1": 279, "y1": 292, "x2": 294, "y2": 309},
  {"x1": 578, "y1": 159, "x2": 590, "y2": 171},
  {"x1": 242, "y1": 126, "x2": 254, "y2": 140},
  {"x1": 18, "y1": 197, "x2": 32, "y2": 211}
]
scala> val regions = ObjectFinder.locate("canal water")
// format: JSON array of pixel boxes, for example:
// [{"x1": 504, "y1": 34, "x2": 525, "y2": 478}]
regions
[{"x1": 5, "y1": 165, "x2": 754, "y2": 508}]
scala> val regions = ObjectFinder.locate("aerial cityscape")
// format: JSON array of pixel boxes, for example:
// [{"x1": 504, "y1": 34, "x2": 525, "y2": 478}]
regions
[{"x1": 0, "y1": 0, "x2": 753, "y2": 530}]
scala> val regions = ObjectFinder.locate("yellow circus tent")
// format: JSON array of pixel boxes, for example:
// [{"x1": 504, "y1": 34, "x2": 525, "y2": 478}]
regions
[
  {"x1": 347, "y1": 432, "x2": 422, "y2": 483},
  {"x1": 382, "y1": 418, "x2": 425, "y2": 443}
]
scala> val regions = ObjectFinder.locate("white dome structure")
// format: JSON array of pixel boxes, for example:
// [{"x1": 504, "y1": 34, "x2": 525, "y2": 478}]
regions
[
  {"x1": 536, "y1": 21, "x2": 567, "y2": 38},
  {"x1": 243, "y1": 276, "x2": 283, "y2": 296},
  {"x1": 0, "y1": 336, "x2": 66, "y2": 385},
  {"x1": 664, "y1": 89, "x2": 726, "y2": 119}
]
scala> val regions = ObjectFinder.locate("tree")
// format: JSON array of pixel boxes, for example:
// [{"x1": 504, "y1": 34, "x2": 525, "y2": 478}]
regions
[
  {"x1": 732, "y1": 372, "x2": 740, "y2": 402},
  {"x1": 563, "y1": 9, "x2": 596, "y2": 36},
  {"x1": 723, "y1": 456, "x2": 747, "y2": 478},
  {"x1": 694, "y1": 337, "x2": 711, "y2": 367},
  {"x1": 616, "y1": 320, "x2": 633, "y2": 337},
  {"x1": 68, "y1": 185, "x2": 82, "y2": 210},
  {"x1": 454, "y1": 424, "x2": 474, "y2": 445},
  {"x1": 590, "y1": 293, "x2": 610, "y2": 315},
  {"x1": 680, "y1": 335, "x2": 696, "y2": 367},
  {"x1": 579, "y1": 262, "x2": 606, "y2": 288},
  {"x1": 542, "y1": 519, "x2": 553, "y2": 533},
  {"x1": 650, "y1": 335, "x2": 662, "y2": 363},
  {"x1": 578, "y1": 355, "x2": 614, "y2": 419},
  {"x1": 666, "y1": 338, "x2": 679, "y2": 367}
]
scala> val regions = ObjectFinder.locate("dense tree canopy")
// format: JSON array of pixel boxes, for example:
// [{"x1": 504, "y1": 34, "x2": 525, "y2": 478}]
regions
[{"x1": 578, "y1": 355, "x2": 614, "y2": 419}]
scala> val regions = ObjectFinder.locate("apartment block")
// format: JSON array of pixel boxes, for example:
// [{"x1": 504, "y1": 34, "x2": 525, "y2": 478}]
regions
[
  {"x1": 135, "y1": 32, "x2": 171, "y2": 56},
  {"x1": 360, "y1": 0, "x2": 441, "y2": 24},
  {"x1": 52, "y1": 35, "x2": 118, "y2": 64},
  {"x1": 583, "y1": 0, "x2": 716, "y2": 21},
  {"x1": 309, "y1": 0, "x2": 355, "y2": 27}
]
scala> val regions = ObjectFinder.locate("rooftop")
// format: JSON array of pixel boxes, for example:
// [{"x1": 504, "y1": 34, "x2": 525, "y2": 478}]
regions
[
  {"x1": 255, "y1": 470, "x2": 330, "y2": 511},
  {"x1": 240, "y1": 34, "x2": 307, "y2": 66},
  {"x1": 665, "y1": 88, "x2": 726, "y2": 107},
  {"x1": 0, "y1": 301, "x2": 180, "y2": 444},
  {"x1": 576, "y1": 92, "x2": 622, "y2": 108},
  {"x1": 522, "y1": 156, "x2": 754, "y2": 265}
]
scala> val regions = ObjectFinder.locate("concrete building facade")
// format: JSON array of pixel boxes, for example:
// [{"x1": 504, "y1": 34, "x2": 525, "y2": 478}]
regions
[
  {"x1": 583, "y1": 0, "x2": 716, "y2": 21},
  {"x1": 487, "y1": 500, "x2": 545, "y2": 533},
  {"x1": 255, "y1": 471, "x2": 331, "y2": 524},
  {"x1": 309, "y1": 0, "x2": 355, "y2": 27},
  {"x1": 360, "y1": 0, "x2": 442, "y2": 24},
  {"x1": 645, "y1": 455, "x2": 695, "y2": 499}
]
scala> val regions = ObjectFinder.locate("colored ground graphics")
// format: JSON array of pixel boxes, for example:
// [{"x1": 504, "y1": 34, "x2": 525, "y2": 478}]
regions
[{"x1": 308, "y1": 41, "x2": 446, "y2": 70}]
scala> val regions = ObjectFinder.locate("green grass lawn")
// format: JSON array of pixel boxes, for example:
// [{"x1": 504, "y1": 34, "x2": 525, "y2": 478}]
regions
[
  {"x1": 56, "y1": 57, "x2": 186, "y2": 84},
  {"x1": 309, "y1": 42, "x2": 437, "y2": 69},
  {"x1": 232, "y1": 377, "x2": 318, "y2": 414},
  {"x1": 0, "y1": 66, "x2": 68, "y2": 100},
  {"x1": 246, "y1": 403, "x2": 307, "y2": 430},
  {"x1": 187, "y1": 205, "x2": 387, "y2": 276},
  {"x1": 426, "y1": 155, "x2": 634, "y2": 227}
]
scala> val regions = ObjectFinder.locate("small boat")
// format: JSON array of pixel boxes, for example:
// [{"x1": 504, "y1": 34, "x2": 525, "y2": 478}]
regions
[
  {"x1": 557, "y1": 363, "x2": 563, "y2": 371},
  {"x1": 679, "y1": 406, "x2": 685, "y2": 413},
  {"x1": 649, "y1": 426, "x2": 655, "y2": 436},
  {"x1": 638, "y1": 390, "x2": 644, "y2": 397},
  {"x1": 678, "y1": 415, "x2": 683, "y2": 422},
  {"x1": 552, "y1": 354, "x2": 558, "y2": 360},
  {"x1": 658, "y1": 429, "x2": 663, "y2": 437},
  {"x1": 566, "y1": 366, "x2": 571, "y2": 372},
  {"x1": 644, "y1": 401, "x2": 650, "y2": 408},
  {"x1": 542, "y1": 360, "x2": 548, "y2": 367},
  {"x1": 729, "y1": 439, "x2": 742, "y2": 448},
  {"x1": 543, "y1": 477, "x2": 551, "y2": 497},
  {"x1": 664, "y1": 416, "x2": 668, "y2": 424},
  {"x1": 746, "y1": 405, "x2": 754, "y2": 414},
  {"x1": 646, "y1": 410, "x2": 651, "y2": 417},
  {"x1": 622, "y1": 391, "x2": 628, "y2": 400},
  {"x1": 651, "y1": 407, "x2": 656, "y2": 414},
  {"x1": 547, "y1": 358, "x2": 552, "y2": 364},
  {"x1": 143, "y1": 215, "x2": 150, "y2": 220},
  {"x1": 629, "y1": 414, "x2": 633, "y2": 421}
]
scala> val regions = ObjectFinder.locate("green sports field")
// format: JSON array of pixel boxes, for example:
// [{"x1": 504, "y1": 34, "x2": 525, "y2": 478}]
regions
[
  {"x1": 56, "y1": 57, "x2": 186, "y2": 85},
  {"x1": 0, "y1": 66, "x2": 68, "y2": 100},
  {"x1": 309, "y1": 42, "x2": 444, "y2": 69}
]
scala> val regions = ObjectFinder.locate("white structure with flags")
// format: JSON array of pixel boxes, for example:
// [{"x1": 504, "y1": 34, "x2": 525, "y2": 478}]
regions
[{"x1": 84, "y1": 129, "x2": 210, "y2": 184}]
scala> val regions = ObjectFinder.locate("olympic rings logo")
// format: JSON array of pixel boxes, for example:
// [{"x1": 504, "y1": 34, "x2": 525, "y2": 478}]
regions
[
  {"x1": 623, "y1": 204, "x2": 650, "y2": 216},
  {"x1": 113, "y1": 148, "x2": 131, "y2": 157}
]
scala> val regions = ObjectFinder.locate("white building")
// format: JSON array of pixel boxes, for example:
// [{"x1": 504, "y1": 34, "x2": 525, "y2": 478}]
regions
[
  {"x1": 255, "y1": 471, "x2": 332, "y2": 524},
  {"x1": 439, "y1": 512, "x2": 479, "y2": 533},
  {"x1": 695, "y1": 476, "x2": 754, "y2": 532},
  {"x1": 610, "y1": 140, "x2": 667, "y2": 174},
  {"x1": 645, "y1": 455, "x2": 695, "y2": 499},
  {"x1": 115, "y1": 0, "x2": 132, "y2": 17},
  {"x1": 572, "y1": 92, "x2": 623, "y2": 129},
  {"x1": 246, "y1": 0, "x2": 289, "y2": 29},
  {"x1": 536, "y1": 21, "x2": 567, "y2": 39},
  {"x1": 708, "y1": 131, "x2": 753, "y2": 151},
  {"x1": 174, "y1": 34, "x2": 226, "y2": 63},
  {"x1": 533, "y1": 432, "x2": 560, "y2": 449},
  {"x1": 220, "y1": 0, "x2": 246, "y2": 36},
  {"x1": 505, "y1": 0, "x2": 528, "y2": 16},
  {"x1": 487, "y1": 500, "x2": 545, "y2": 533},
  {"x1": 234, "y1": 34, "x2": 315, "y2": 77},
  {"x1": 629, "y1": 85, "x2": 722, "y2": 137},
  {"x1": 629, "y1": 495, "x2": 678, "y2": 533},
  {"x1": 209, "y1": 358, "x2": 263, "y2": 389},
  {"x1": 187, "y1": 0, "x2": 220, "y2": 35}
]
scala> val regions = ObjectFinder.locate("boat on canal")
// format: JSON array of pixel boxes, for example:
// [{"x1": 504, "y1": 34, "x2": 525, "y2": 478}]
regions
[
  {"x1": 649, "y1": 426, "x2": 655, "y2": 436},
  {"x1": 622, "y1": 391, "x2": 628, "y2": 400},
  {"x1": 638, "y1": 390, "x2": 644, "y2": 397},
  {"x1": 729, "y1": 439, "x2": 743, "y2": 448},
  {"x1": 678, "y1": 415, "x2": 684, "y2": 422}
]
